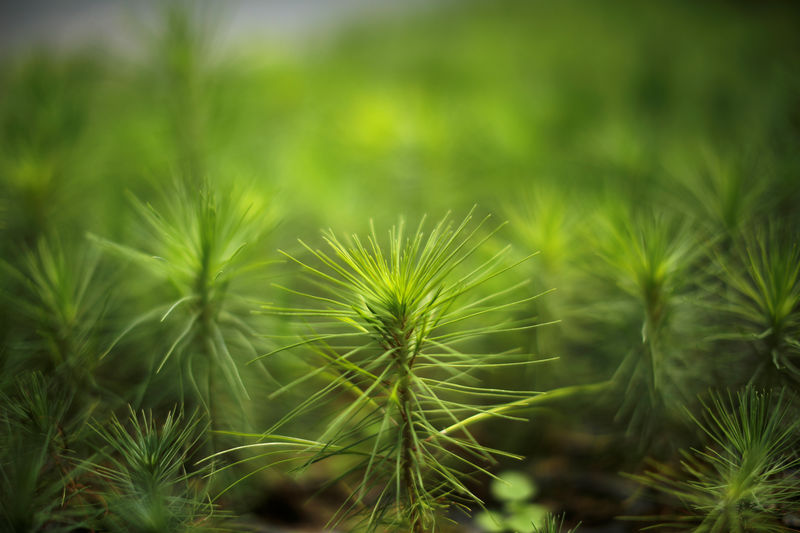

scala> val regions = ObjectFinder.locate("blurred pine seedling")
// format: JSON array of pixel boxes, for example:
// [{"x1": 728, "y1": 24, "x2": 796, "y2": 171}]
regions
[
  {"x1": 90, "y1": 179, "x2": 275, "y2": 442},
  {"x1": 87, "y1": 406, "x2": 221, "y2": 532}
]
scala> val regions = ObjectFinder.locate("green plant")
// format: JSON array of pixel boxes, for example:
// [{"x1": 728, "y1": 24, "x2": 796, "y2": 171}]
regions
[
  {"x1": 0, "y1": 54, "x2": 98, "y2": 246},
  {"x1": 668, "y1": 147, "x2": 770, "y2": 242},
  {"x1": 629, "y1": 388, "x2": 800, "y2": 532},
  {"x1": 2, "y1": 237, "x2": 108, "y2": 390},
  {"x1": 87, "y1": 406, "x2": 218, "y2": 532},
  {"x1": 593, "y1": 206, "x2": 705, "y2": 437},
  {"x1": 475, "y1": 470, "x2": 549, "y2": 533},
  {"x1": 503, "y1": 186, "x2": 580, "y2": 368},
  {"x1": 235, "y1": 210, "x2": 552, "y2": 531},
  {"x1": 717, "y1": 227, "x2": 800, "y2": 384},
  {"x1": 504, "y1": 186, "x2": 578, "y2": 277},
  {"x1": 0, "y1": 372, "x2": 95, "y2": 531},
  {"x1": 91, "y1": 179, "x2": 273, "y2": 435}
]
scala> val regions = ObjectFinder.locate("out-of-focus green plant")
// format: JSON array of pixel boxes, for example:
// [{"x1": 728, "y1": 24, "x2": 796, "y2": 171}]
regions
[
  {"x1": 629, "y1": 388, "x2": 800, "y2": 532},
  {"x1": 505, "y1": 186, "x2": 579, "y2": 277},
  {"x1": 2, "y1": 237, "x2": 108, "y2": 391},
  {"x1": 230, "y1": 210, "x2": 553, "y2": 531},
  {"x1": 149, "y1": 3, "x2": 215, "y2": 179},
  {"x1": 597, "y1": 209, "x2": 696, "y2": 345},
  {"x1": 475, "y1": 470, "x2": 549, "y2": 533},
  {"x1": 0, "y1": 55, "x2": 98, "y2": 245},
  {"x1": 504, "y1": 186, "x2": 579, "y2": 360},
  {"x1": 717, "y1": 228, "x2": 800, "y2": 384},
  {"x1": 594, "y1": 206, "x2": 705, "y2": 436},
  {"x1": 87, "y1": 406, "x2": 219, "y2": 532},
  {"x1": 91, "y1": 179, "x2": 273, "y2": 436},
  {"x1": 670, "y1": 148, "x2": 768, "y2": 240},
  {"x1": 0, "y1": 372, "x2": 96, "y2": 531}
]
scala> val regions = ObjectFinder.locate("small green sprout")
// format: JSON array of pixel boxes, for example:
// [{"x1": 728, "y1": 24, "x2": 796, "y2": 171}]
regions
[{"x1": 475, "y1": 471, "x2": 549, "y2": 533}]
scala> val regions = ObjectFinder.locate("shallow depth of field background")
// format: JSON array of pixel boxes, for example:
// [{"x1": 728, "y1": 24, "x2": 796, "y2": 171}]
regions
[{"x1": 1, "y1": 1, "x2": 799, "y2": 531}]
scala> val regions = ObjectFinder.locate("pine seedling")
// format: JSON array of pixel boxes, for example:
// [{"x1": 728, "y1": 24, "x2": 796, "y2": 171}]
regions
[
  {"x1": 0, "y1": 372, "x2": 96, "y2": 531},
  {"x1": 1, "y1": 236, "x2": 108, "y2": 390},
  {"x1": 717, "y1": 227, "x2": 800, "y2": 384},
  {"x1": 596, "y1": 208, "x2": 696, "y2": 345},
  {"x1": 91, "y1": 179, "x2": 272, "y2": 429},
  {"x1": 629, "y1": 388, "x2": 800, "y2": 532},
  {"x1": 593, "y1": 206, "x2": 704, "y2": 438},
  {"x1": 243, "y1": 210, "x2": 552, "y2": 531},
  {"x1": 669, "y1": 148, "x2": 767, "y2": 241},
  {"x1": 504, "y1": 186, "x2": 578, "y2": 276},
  {"x1": 87, "y1": 406, "x2": 218, "y2": 532},
  {"x1": 504, "y1": 186, "x2": 580, "y2": 363}
]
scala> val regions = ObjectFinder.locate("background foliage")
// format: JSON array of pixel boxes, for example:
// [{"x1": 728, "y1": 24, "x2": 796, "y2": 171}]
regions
[{"x1": 1, "y1": 0, "x2": 799, "y2": 531}]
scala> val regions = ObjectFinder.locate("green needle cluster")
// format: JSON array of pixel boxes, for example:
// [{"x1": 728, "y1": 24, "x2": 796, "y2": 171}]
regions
[
  {"x1": 241, "y1": 210, "x2": 552, "y2": 531},
  {"x1": 87, "y1": 407, "x2": 217, "y2": 532},
  {"x1": 630, "y1": 388, "x2": 800, "y2": 532},
  {"x1": 91, "y1": 179, "x2": 271, "y2": 423}
]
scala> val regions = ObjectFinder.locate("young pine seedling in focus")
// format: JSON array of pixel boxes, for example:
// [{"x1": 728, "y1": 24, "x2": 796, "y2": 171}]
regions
[{"x1": 228, "y1": 210, "x2": 555, "y2": 532}]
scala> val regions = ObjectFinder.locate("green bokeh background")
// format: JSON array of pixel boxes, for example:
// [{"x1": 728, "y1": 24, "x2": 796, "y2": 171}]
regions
[{"x1": 1, "y1": 1, "x2": 799, "y2": 530}]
